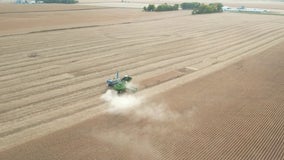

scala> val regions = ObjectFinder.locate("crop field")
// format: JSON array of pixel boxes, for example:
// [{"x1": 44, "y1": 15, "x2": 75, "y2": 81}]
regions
[{"x1": 0, "y1": 4, "x2": 284, "y2": 157}]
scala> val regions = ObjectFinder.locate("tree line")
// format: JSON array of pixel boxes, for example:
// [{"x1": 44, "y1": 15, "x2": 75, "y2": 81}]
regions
[
  {"x1": 143, "y1": 3, "x2": 179, "y2": 12},
  {"x1": 144, "y1": 2, "x2": 223, "y2": 14}
]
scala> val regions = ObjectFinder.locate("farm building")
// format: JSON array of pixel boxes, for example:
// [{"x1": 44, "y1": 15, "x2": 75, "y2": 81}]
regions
[{"x1": 222, "y1": 6, "x2": 269, "y2": 13}]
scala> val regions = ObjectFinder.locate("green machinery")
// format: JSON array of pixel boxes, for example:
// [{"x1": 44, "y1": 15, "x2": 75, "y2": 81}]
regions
[{"x1": 106, "y1": 72, "x2": 137, "y2": 93}]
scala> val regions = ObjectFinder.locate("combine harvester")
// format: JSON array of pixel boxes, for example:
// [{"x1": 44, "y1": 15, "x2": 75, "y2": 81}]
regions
[{"x1": 106, "y1": 72, "x2": 137, "y2": 94}]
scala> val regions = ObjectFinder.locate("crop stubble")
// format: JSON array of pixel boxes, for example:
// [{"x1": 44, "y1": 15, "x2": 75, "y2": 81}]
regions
[{"x1": 0, "y1": 7, "x2": 284, "y2": 152}]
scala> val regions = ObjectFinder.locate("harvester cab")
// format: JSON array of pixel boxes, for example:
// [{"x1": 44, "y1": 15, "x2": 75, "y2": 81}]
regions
[{"x1": 106, "y1": 72, "x2": 120, "y2": 87}]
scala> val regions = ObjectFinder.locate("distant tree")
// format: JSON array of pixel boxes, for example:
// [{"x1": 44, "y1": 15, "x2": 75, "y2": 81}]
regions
[
  {"x1": 192, "y1": 3, "x2": 224, "y2": 14},
  {"x1": 216, "y1": 3, "x2": 224, "y2": 12},
  {"x1": 155, "y1": 3, "x2": 179, "y2": 12},
  {"x1": 144, "y1": 3, "x2": 178, "y2": 12},
  {"x1": 143, "y1": 6, "x2": 146, "y2": 11},
  {"x1": 180, "y1": 2, "x2": 200, "y2": 10},
  {"x1": 143, "y1": 4, "x2": 156, "y2": 12},
  {"x1": 209, "y1": 3, "x2": 223, "y2": 12},
  {"x1": 174, "y1": 4, "x2": 179, "y2": 10}
]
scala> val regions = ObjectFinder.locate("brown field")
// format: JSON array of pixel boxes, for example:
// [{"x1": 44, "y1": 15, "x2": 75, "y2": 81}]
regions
[
  {"x1": 0, "y1": 5, "x2": 152, "y2": 36},
  {"x1": 1, "y1": 41, "x2": 283, "y2": 160},
  {"x1": 0, "y1": 2, "x2": 284, "y2": 159}
]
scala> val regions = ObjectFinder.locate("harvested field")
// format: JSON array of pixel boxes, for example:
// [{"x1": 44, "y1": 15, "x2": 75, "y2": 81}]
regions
[
  {"x1": 0, "y1": 3, "x2": 284, "y2": 156},
  {"x1": 0, "y1": 28, "x2": 283, "y2": 160},
  {"x1": 0, "y1": 6, "x2": 152, "y2": 36}
]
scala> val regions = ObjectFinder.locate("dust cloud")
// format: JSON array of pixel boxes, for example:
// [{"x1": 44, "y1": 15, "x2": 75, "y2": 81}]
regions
[
  {"x1": 101, "y1": 89, "x2": 142, "y2": 114},
  {"x1": 98, "y1": 88, "x2": 194, "y2": 158},
  {"x1": 100, "y1": 89, "x2": 178, "y2": 121}
]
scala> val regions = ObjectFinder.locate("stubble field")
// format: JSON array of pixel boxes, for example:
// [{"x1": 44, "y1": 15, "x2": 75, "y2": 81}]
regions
[{"x1": 0, "y1": 4, "x2": 284, "y2": 157}]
